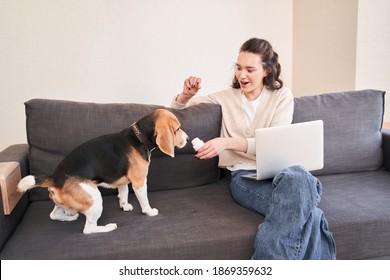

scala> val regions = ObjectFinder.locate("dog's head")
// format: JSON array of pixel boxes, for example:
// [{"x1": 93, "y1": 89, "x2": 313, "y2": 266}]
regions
[{"x1": 153, "y1": 109, "x2": 188, "y2": 157}]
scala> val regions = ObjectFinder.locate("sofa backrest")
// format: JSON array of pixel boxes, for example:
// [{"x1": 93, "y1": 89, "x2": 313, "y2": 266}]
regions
[
  {"x1": 293, "y1": 89, "x2": 385, "y2": 175},
  {"x1": 25, "y1": 99, "x2": 222, "y2": 201},
  {"x1": 25, "y1": 89, "x2": 385, "y2": 200}
]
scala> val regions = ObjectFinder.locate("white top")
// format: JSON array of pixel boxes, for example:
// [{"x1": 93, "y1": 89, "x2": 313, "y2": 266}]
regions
[
  {"x1": 241, "y1": 91, "x2": 264, "y2": 126},
  {"x1": 233, "y1": 92, "x2": 264, "y2": 170}
]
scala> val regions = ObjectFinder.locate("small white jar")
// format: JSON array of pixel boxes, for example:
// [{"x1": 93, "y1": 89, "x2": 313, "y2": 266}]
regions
[{"x1": 191, "y1": 137, "x2": 205, "y2": 151}]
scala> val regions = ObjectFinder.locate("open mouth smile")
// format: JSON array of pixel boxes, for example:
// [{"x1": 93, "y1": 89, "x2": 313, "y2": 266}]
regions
[{"x1": 240, "y1": 81, "x2": 249, "y2": 87}]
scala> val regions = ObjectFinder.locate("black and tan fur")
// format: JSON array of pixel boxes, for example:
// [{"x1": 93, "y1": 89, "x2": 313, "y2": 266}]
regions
[{"x1": 18, "y1": 109, "x2": 188, "y2": 234}]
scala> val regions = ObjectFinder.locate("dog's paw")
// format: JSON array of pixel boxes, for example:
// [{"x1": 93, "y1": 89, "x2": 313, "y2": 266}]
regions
[
  {"x1": 143, "y1": 208, "x2": 159, "y2": 216},
  {"x1": 66, "y1": 213, "x2": 79, "y2": 221},
  {"x1": 83, "y1": 223, "x2": 118, "y2": 234},
  {"x1": 105, "y1": 223, "x2": 118, "y2": 231},
  {"x1": 120, "y1": 202, "x2": 133, "y2": 212},
  {"x1": 50, "y1": 207, "x2": 79, "y2": 221},
  {"x1": 65, "y1": 209, "x2": 79, "y2": 220}
]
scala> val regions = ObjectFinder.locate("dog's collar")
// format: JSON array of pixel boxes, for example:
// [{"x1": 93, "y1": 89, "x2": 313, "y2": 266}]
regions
[{"x1": 130, "y1": 122, "x2": 155, "y2": 151}]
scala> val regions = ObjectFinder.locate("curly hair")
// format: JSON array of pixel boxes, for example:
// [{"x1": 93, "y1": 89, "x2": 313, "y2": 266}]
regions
[{"x1": 232, "y1": 38, "x2": 283, "y2": 90}]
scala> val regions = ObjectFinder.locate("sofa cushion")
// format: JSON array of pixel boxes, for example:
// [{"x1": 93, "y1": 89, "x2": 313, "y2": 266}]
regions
[
  {"x1": 0, "y1": 180, "x2": 261, "y2": 260},
  {"x1": 293, "y1": 90, "x2": 385, "y2": 175},
  {"x1": 318, "y1": 170, "x2": 390, "y2": 259},
  {"x1": 25, "y1": 99, "x2": 222, "y2": 201}
]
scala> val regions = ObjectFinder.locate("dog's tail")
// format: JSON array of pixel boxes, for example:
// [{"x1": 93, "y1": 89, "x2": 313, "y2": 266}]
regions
[{"x1": 17, "y1": 175, "x2": 54, "y2": 193}]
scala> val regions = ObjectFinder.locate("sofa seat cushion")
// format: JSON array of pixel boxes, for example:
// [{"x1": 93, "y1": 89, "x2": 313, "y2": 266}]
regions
[
  {"x1": 318, "y1": 169, "x2": 390, "y2": 259},
  {"x1": 0, "y1": 179, "x2": 261, "y2": 260},
  {"x1": 293, "y1": 90, "x2": 385, "y2": 175}
]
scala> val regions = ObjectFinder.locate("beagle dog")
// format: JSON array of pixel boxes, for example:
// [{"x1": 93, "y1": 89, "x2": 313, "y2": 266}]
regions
[{"x1": 17, "y1": 109, "x2": 188, "y2": 234}]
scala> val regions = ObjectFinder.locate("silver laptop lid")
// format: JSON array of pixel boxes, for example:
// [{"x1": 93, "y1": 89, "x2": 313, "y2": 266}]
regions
[{"x1": 253, "y1": 120, "x2": 324, "y2": 180}]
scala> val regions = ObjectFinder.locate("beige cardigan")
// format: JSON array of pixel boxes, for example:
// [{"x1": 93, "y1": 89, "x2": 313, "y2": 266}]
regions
[{"x1": 171, "y1": 87, "x2": 294, "y2": 168}]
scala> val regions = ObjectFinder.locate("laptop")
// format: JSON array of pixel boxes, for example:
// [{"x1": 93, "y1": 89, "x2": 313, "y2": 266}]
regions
[{"x1": 241, "y1": 120, "x2": 324, "y2": 180}]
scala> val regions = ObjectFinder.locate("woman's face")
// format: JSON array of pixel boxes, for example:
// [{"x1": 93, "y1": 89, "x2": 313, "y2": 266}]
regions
[{"x1": 235, "y1": 51, "x2": 268, "y2": 96}]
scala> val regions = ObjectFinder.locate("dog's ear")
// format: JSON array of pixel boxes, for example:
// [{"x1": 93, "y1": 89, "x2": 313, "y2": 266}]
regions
[{"x1": 155, "y1": 124, "x2": 175, "y2": 158}]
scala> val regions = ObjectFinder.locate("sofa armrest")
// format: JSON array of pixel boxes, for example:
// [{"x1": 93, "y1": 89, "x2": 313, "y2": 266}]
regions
[
  {"x1": 0, "y1": 144, "x2": 30, "y2": 251},
  {"x1": 0, "y1": 144, "x2": 30, "y2": 177},
  {"x1": 383, "y1": 129, "x2": 390, "y2": 171},
  {"x1": 0, "y1": 162, "x2": 24, "y2": 215}
]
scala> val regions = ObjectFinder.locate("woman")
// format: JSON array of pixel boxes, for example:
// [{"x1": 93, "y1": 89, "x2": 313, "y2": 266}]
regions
[{"x1": 171, "y1": 38, "x2": 336, "y2": 259}]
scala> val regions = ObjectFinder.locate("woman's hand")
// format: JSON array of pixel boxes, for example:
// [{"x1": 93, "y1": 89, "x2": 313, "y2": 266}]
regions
[
  {"x1": 176, "y1": 76, "x2": 202, "y2": 104},
  {"x1": 195, "y1": 137, "x2": 249, "y2": 160},
  {"x1": 195, "y1": 137, "x2": 225, "y2": 160}
]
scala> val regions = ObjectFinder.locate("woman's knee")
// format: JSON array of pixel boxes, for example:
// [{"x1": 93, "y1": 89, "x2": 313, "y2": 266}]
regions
[{"x1": 272, "y1": 165, "x2": 322, "y2": 206}]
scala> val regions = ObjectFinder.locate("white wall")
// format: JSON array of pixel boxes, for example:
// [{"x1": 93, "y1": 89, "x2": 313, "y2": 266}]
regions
[
  {"x1": 356, "y1": 0, "x2": 390, "y2": 122},
  {"x1": 2, "y1": 0, "x2": 389, "y2": 152},
  {"x1": 0, "y1": 0, "x2": 293, "y2": 151}
]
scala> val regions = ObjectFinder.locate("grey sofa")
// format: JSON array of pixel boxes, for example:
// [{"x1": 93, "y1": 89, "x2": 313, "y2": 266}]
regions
[{"x1": 0, "y1": 89, "x2": 389, "y2": 260}]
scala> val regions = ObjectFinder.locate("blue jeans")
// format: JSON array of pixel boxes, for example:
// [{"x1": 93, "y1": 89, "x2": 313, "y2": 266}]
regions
[{"x1": 229, "y1": 165, "x2": 336, "y2": 260}]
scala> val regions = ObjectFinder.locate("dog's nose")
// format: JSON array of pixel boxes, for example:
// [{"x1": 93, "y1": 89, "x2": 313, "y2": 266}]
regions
[{"x1": 183, "y1": 133, "x2": 189, "y2": 145}]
